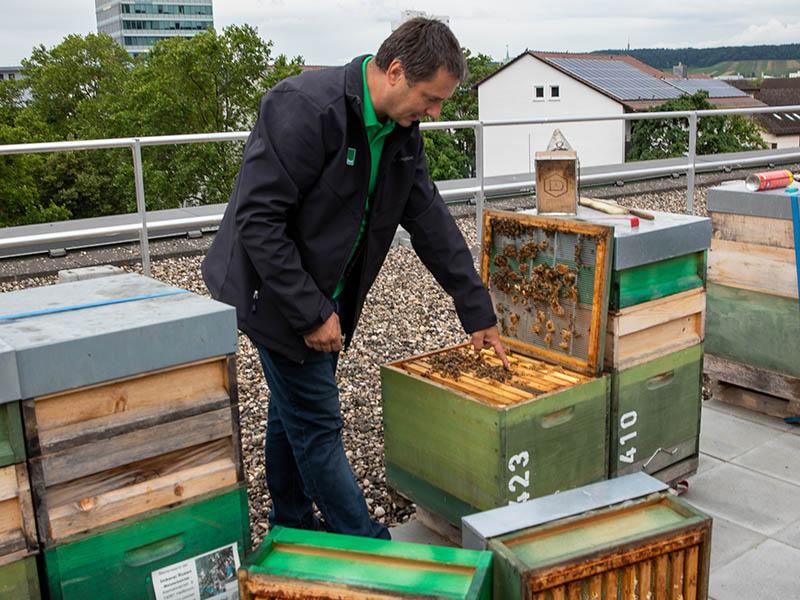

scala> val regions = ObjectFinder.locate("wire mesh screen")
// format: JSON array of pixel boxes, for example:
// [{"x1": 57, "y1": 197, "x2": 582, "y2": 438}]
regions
[{"x1": 484, "y1": 214, "x2": 609, "y2": 366}]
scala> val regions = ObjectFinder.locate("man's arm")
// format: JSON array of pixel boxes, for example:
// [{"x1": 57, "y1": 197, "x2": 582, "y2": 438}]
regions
[
  {"x1": 234, "y1": 89, "x2": 337, "y2": 345},
  {"x1": 400, "y1": 138, "x2": 508, "y2": 368}
]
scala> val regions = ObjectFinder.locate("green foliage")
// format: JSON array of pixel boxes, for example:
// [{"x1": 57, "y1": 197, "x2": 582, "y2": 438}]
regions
[
  {"x1": 595, "y1": 43, "x2": 800, "y2": 71},
  {"x1": 422, "y1": 49, "x2": 499, "y2": 181},
  {"x1": 627, "y1": 92, "x2": 766, "y2": 161},
  {"x1": 0, "y1": 26, "x2": 302, "y2": 227}
]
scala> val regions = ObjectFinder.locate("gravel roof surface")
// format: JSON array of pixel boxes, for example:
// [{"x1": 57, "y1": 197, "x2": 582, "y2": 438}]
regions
[{"x1": 0, "y1": 185, "x2": 715, "y2": 550}]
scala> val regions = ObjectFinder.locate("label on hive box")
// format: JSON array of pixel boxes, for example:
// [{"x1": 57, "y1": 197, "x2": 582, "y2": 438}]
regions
[{"x1": 152, "y1": 542, "x2": 240, "y2": 600}]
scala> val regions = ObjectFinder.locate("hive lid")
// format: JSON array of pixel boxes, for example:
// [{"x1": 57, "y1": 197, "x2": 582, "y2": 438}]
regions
[
  {"x1": 0, "y1": 273, "x2": 237, "y2": 403},
  {"x1": 707, "y1": 182, "x2": 796, "y2": 220},
  {"x1": 481, "y1": 210, "x2": 613, "y2": 375}
]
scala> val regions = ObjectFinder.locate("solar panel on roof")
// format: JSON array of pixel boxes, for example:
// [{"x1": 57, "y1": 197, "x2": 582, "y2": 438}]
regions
[
  {"x1": 547, "y1": 58, "x2": 682, "y2": 101},
  {"x1": 666, "y1": 79, "x2": 747, "y2": 98}
]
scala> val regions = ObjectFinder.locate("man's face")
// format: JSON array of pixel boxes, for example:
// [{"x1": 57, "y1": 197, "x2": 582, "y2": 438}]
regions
[{"x1": 384, "y1": 61, "x2": 459, "y2": 127}]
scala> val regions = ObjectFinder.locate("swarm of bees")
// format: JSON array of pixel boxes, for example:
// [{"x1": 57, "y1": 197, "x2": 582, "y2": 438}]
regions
[
  {"x1": 488, "y1": 217, "x2": 592, "y2": 354},
  {"x1": 426, "y1": 348, "x2": 513, "y2": 383}
]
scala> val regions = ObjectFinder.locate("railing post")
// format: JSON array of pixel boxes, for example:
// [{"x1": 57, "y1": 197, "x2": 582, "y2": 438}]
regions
[
  {"x1": 475, "y1": 122, "x2": 485, "y2": 249},
  {"x1": 686, "y1": 112, "x2": 698, "y2": 215},
  {"x1": 131, "y1": 138, "x2": 151, "y2": 277}
]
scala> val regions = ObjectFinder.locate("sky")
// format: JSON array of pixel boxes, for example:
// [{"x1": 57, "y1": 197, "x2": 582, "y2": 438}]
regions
[{"x1": 1, "y1": 0, "x2": 800, "y2": 67}]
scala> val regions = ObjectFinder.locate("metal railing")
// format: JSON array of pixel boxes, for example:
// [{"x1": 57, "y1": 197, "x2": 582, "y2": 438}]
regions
[{"x1": 2, "y1": 105, "x2": 800, "y2": 275}]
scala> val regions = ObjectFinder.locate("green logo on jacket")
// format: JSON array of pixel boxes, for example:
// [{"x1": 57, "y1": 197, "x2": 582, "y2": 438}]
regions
[{"x1": 346, "y1": 147, "x2": 356, "y2": 166}]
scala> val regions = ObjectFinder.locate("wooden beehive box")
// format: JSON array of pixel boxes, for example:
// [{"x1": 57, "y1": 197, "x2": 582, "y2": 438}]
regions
[
  {"x1": 609, "y1": 344, "x2": 703, "y2": 479},
  {"x1": 0, "y1": 463, "x2": 37, "y2": 565},
  {"x1": 535, "y1": 150, "x2": 579, "y2": 214},
  {"x1": 42, "y1": 485, "x2": 249, "y2": 600},
  {"x1": 0, "y1": 556, "x2": 40, "y2": 599},
  {"x1": 238, "y1": 526, "x2": 493, "y2": 600},
  {"x1": 483, "y1": 489, "x2": 711, "y2": 599},
  {"x1": 0, "y1": 274, "x2": 244, "y2": 546},
  {"x1": 705, "y1": 183, "x2": 800, "y2": 417},
  {"x1": 383, "y1": 211, "x2": 613, "y2": 525}
]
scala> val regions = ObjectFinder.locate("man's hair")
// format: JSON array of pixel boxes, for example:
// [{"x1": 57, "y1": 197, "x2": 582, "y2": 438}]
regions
[{"x1": 375, "y1": 18, "x2": 468, "y2": 84}]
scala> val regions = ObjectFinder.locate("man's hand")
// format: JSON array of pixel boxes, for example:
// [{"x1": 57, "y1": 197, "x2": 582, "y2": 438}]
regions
[
  {"x1": 304, "y1": 312, "x2": 343, "y2": 353},
  {"x1": 471, "y1": 325, "x2": 510, "y2": 370}
]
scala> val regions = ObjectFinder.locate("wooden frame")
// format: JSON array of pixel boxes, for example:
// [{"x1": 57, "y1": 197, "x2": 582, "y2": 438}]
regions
[
  {"x1": 481, "y1": 210, "x2": 613, "y2": 376},
  {"x1": 0, "y1": 462, "x2": 37, "y2": 566},
  {"x1": 22, "y1": 355, "x2": 244, "y2": 546},
  {"x1": 489, "y1": 494, "x2": 711, "y2": 600},
  {"x1": 605, "y1": 288, "x2": 706, "y2": 371}
]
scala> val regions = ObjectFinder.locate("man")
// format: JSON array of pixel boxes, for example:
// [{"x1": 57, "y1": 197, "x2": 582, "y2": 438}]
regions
[{"x1": 202, "y1": 18, "x2": 508, "y2": 540}]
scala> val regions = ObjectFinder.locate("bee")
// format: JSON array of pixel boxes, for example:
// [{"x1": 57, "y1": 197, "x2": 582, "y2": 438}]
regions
[
  {"x1": 539, "y1": 240, "x2": 549, "y2": 251},
  {"x1": 519, "y1": 263, "x2": 528, "y2": 274},
  {"x1": 544, "y1": 333, "x2": 553, "y2": 346},
  {"x1": 510, "y1": 313, "x2": 520, "y2": 326},
  {"x1": 559, "y1": 340, "x2": 570, "y2": 350},
  {"x1": 532, "y1": 323, "x2": 542, "y2": 335},
  {"x1": 546, "y1": 319, "x2": 556, "y2": 333},
  {"x1": 536, "y1": 310, "x2": 546, "y2": 324}
]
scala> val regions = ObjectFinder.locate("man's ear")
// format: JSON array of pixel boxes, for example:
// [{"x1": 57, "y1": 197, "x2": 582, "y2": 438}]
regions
[{"x1": 385, "y1": 58, "x2": 405, "y2": 86}]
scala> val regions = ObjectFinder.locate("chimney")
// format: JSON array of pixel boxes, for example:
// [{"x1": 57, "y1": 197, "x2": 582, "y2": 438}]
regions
[{"x1": 673, "y1": 62, "x2": 688, "y2": 78}]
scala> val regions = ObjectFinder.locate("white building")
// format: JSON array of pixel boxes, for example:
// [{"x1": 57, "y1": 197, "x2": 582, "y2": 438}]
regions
[{"x1": 476, "y1": 52, "x2": 764, "y2": 177}]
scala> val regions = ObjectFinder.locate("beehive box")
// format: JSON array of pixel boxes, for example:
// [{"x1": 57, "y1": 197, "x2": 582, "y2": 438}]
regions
[
  {"x1": 42, "y1": 485, "x2": 249, "y2": 600},
  {"x1": 462, "y1": 475, "x2": 711, "y2": 600},
  {"x1": 609, "y1": 344, "x2": 703, "y2": 478},
  {"x1": 0, "y1": 556, "x2": 40, "y2": 599},
  {"x1": 239, "y1": 526, "x2": 492, "y2": 599},
  {"x1": 0, "y1": 274, "x2": 243, "y2": 545},
  {"x1": 383, "y1": 211, "x2": 613, "y2": 525},
  {"x1": 535, "y1": 150, "x2": 579, "y2": 214},
  {"x1": 0, "y1": 462, "x2": 37, "y2": 564},
  {"x1": 706, "y1": 183, "x2": 799, "y2": 416},
  {"x1": 0, "y1": 401, "x2": 25, "y2": 469}
]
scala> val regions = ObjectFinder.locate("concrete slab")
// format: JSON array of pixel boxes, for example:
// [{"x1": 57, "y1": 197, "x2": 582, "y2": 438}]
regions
[
  {"x1": 773, "y1": 516, "x2": 800, "y2": 551},
  {"x1": 704, "y1": 399, "x2": 793, "y2": 432},
  {"x1": 390, "y1": 518, "x2": 455, "y2": 547},
  {"x1": 733, "y1": 432, "x2": 800, "y2": 486},
  {"x1": 707, "y1": 516, "x2": 765, "y2": 573},
  {"x1": 684, "y1": 463, "x2": 800, "y2": 535},
  {"x1": 697, "y1": 453, "x2": 724, "y2": 475},
  {"x1": 57, "y1": 265, "x2": 125, "y2": 283},
  {"x1": 710, "y1": 540, "x2": 800, "y2": 600},
  {"x1": 699, "y1": 407, "x2": 777, "y2": 461}
]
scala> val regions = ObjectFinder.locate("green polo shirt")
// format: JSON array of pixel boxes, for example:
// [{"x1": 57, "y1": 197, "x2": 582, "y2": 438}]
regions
[{"x1": 332, "y1": 56, "x2": 396, "y2": 299}]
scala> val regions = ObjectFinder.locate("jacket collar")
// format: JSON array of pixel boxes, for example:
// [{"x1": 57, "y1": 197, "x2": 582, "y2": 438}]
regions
[{"x1": 345, "y1": 55, "x2": 418, "y2": 136}]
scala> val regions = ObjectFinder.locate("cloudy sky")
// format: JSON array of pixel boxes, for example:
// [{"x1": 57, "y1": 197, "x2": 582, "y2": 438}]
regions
[{"x1": 2, "y1": 0, "x2": 799, "y2": 66}]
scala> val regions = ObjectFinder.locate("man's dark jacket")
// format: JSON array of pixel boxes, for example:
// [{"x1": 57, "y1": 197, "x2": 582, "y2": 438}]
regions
[{"x1": 202, "y1": 55, "x2": 495, "y2": 362}]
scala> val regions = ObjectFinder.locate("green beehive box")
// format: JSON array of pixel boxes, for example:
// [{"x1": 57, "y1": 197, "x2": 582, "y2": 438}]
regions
[
  {"x1": 706, "y1": 282, "x2": 800, "y2": 379},
  {"x1": 41, "y1": 485, "x2": 249, "y2": 600},
  {"x1": 0, "y1": 402, "x2": 25, "y2": 468},
  {"x1": 0, "y1": 556, "x2": 40, "y2": 599},
  {"x1": 610, "y1": 251, "x2": 707, "y2": 310},
  {"x1": 239, "y1": 526, "x2": 493, "y2": 599},
  {"x1": 383, "y1": 211, "x2": 614, "y2": 525},
  {"x1": 485, "y1": 490, "x2": 711, "y2": 599},
  {"x1": 609, "y1": 344, "x2": 703, "y2": 478}
]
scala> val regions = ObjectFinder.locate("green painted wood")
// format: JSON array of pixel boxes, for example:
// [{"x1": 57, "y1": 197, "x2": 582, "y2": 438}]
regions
[
  {"x1": 706, "y1": 283, "x2": 800, "y2": 378},
  {"x1": 610, "y1": 251, "x2": 706, "y2": 310},
  {"x1": 0, "y1": 556, "x2": 40, "y2": 599},
  {"x1": 610, "y1": 345, "x2": 703, "y2": 477},
  {"x1": 488, "y1": 494, "x2": 710, "y2": 598},
  {"x1": 382, "y1": 365, "x2": 609, "y2": 525},
  {"x1": 245, "y1": 526, "x2": 492, "y2": 599},
  {"x1": 42, "y1": 485, "x2": 249, "y2": 600},
  {"x1": 0, "y1": 401, "x2": 25, "y2": 467}
]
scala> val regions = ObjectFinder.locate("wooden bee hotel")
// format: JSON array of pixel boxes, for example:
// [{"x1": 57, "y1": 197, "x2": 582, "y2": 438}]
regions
[{"x1": 382, "y1": 211, "x2": 614, "y2": 525}]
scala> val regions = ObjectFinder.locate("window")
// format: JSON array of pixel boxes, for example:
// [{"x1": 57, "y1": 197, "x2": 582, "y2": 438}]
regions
[
  {"x1": 771, "y1": 143, "x2": 778, "y2": 149},
  {"x1": 534, "y1": 85, "x2": 545, "y2": 101},
  {"x1": 0, "y1": 74, "x2": 4, "y2": 81},
  {"x1": 8, "y1": 74, "x2": 14, "y2": 80},
  {"x1": 550, "y1": 85, "x2": 560, "y2": 99}
]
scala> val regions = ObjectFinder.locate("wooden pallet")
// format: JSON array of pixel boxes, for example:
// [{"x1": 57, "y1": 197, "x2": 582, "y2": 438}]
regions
[
  {"x1": 22, "y1": 355, "x2": 244, "y2": 545},
  {"x1": 706, "y1": 354, "x2": 800, "y2": 419},
  {"x1": 605, "y1": 288, "x2": 706, "y2": 371}
]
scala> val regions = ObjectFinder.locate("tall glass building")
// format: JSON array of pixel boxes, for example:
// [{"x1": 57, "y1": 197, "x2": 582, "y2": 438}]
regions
[{"x1": 95, "y1": 0, "x2": 214, "y2": 56}]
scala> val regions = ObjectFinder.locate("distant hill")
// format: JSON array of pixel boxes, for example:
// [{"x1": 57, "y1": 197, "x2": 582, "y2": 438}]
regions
[
  {"x1": 689, "y1": 59, "x2": 800, "y2": 78},
  {"x1": 594, "y1": 44, "x2": 800, "y2": 75}
]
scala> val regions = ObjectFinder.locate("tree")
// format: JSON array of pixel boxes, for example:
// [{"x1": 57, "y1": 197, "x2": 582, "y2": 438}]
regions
[
  {"x1": 121, "y1": 25, "x2": 303, "y2": 210},
  {"x1": 423, "y1": 49, "x2": 499, "y2": 181},
  {"x1": 627, "y1": 92, "x2": 766, "y2": 161}
]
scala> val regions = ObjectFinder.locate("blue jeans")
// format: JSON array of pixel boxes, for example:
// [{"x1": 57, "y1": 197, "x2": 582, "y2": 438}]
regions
[{"x1": 255, "y1": 343, "x2": 390, "y2": 539}]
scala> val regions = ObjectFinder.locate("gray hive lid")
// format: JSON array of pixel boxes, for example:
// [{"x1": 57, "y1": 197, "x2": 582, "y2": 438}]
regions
[
  {"x1": 707, "y1": 181, "x2": 797, "y2": 220},
  {"x1": 521, "y1": 207, "x2": 711, "y2": 270},
  {"x1": 0, "y1": 273, "x2": 237, "y2": 403},
  {"x1": 461, "y1": 472, "x2": 668, "y2": 550}
]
